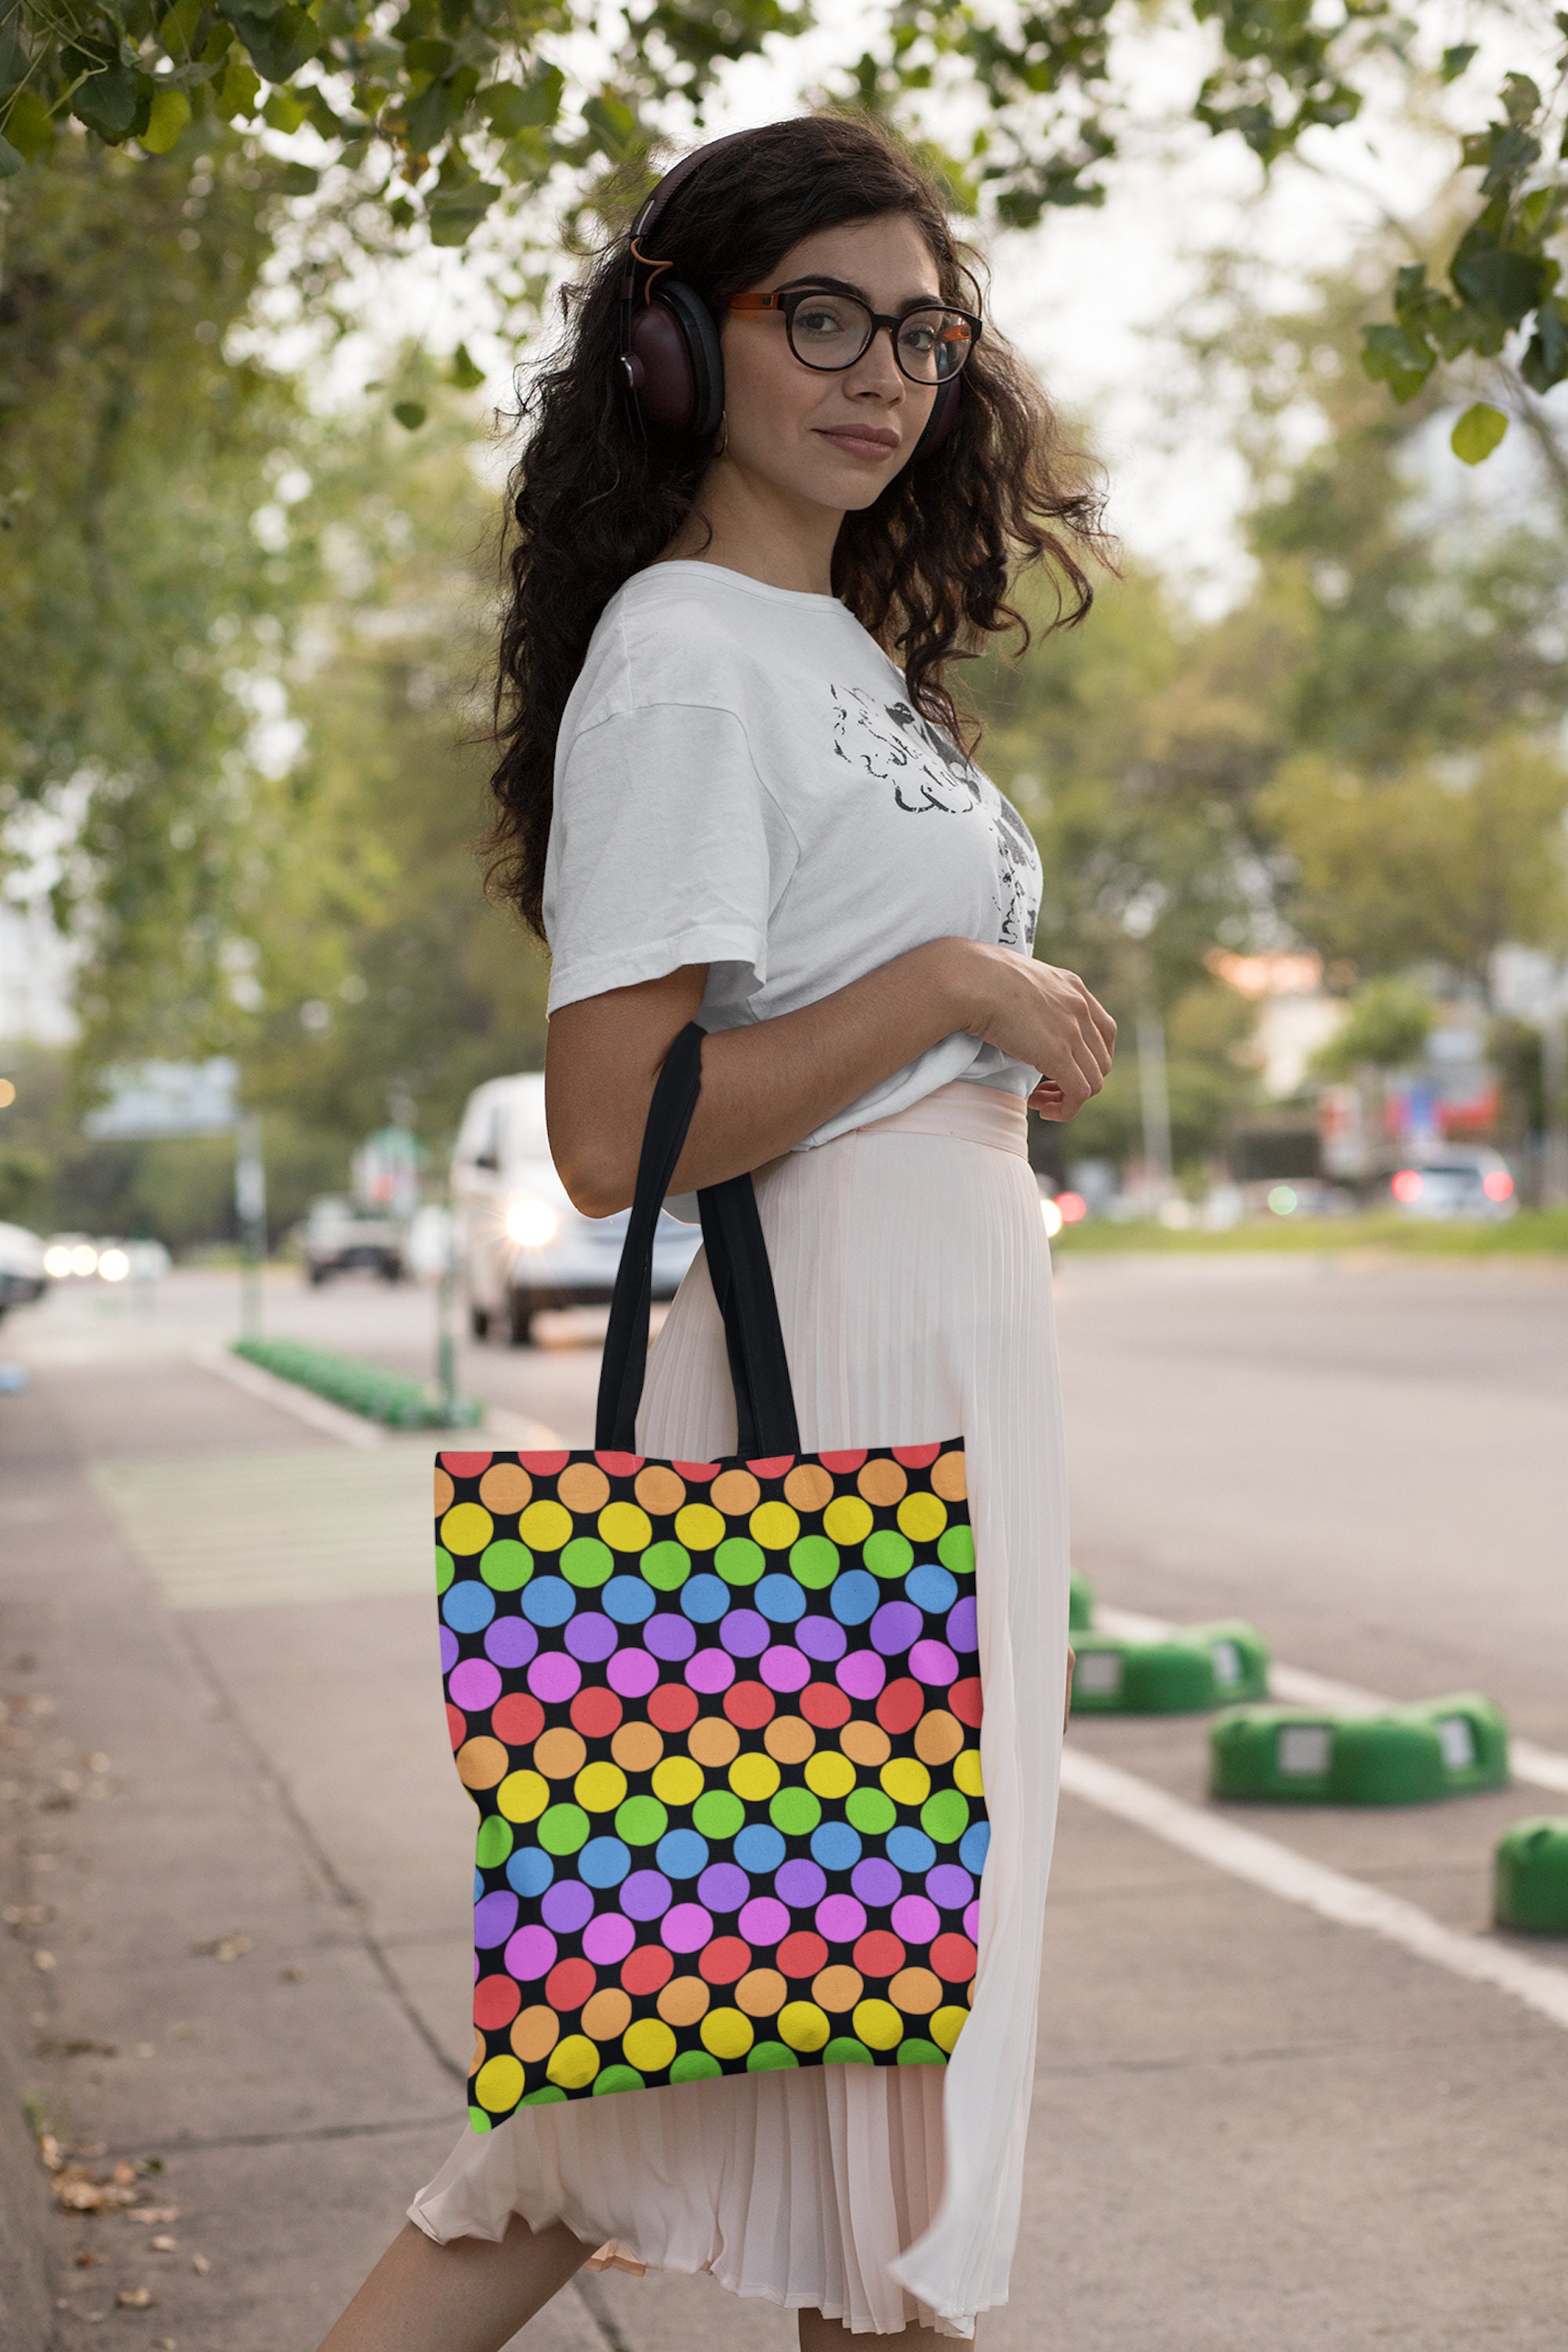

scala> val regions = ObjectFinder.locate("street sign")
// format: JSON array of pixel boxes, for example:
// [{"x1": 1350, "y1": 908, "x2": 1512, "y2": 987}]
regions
[{"x1": 83, "y1": 1059, "x2": 238, "y2": 1140}]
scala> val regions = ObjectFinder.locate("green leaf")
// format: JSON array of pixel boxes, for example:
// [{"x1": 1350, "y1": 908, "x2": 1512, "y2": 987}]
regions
[
  {"x1": 0, "y1": 129, "x2": 23, "y2": 179},
  {"x1": 582, "y1": 93, "x2": 638, "y2": 159},
  {"x1": 1452, "y1": 245, "x2": 1552, "y2": 329},
  {"x1": 73, "y1": 66, "x2": 139, "y2": 140},
  {"x1": 1522, "y1": 299, "x2": 1568, "y2": 394},
  {"x1": 479, "y1": 68, "x2": 562, "y2": 135},
  {"x1": 158, "y1": 0, "x2": 205, "y2": 56},
  {"x1": 1440, "y1": 43, "x2": 1477, "y2": 82},
  {"x1": 278, "y1": 159, "x2": 319, "y2": 194},
  {"x1": 448, "y1": 341, "x2": 484, "y2": 389},
  {"x1": 212, "y1": 51, "x2": 260, "y2": 118},
  {"x1": 2, "y1": 89, "x2": 56, "y2": 163},
  {"x1": 425, "y1": 176, "x2": 499, "y2": 245},
  {"x1": 392, "y1": 400, "x2": 426, "y2": 429},
  {"x1": 1450, "y1": 402, "x2": 1508, "y2": 465},
  {"x1": 405, "y1": 75, "x2": 461, "y2": 154},
  {"x1": 223, "y1": 2, "x2": 319, "y2": 85},
  {"x1": 1501, "y1": 73, "x2": 1541, "y2": 125},
  {"x1": 263, "y1": 87, "x2": 308, "y2": 130},
  {"x1": 1359, "y1": 321, "x2": 1435, "y2": 404},
  {"x1": 140, "y1": 85, "x2": 191, "y2": 151}
]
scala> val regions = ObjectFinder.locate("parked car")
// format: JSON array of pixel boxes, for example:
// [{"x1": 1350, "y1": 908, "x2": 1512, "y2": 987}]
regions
[
  {"x1": 302, "y1": 1197, "x2": 405, "y2": 1284},
  {"x1": 0, "y1": 1223, "x2": 45, "y2": 1319},
  {"x1": 1382, "y1": 1145, "x2": 1516, "y2": 1220},
  {"x1": 452, "y1": 1073, "x2": 702, "y2": 1346}
]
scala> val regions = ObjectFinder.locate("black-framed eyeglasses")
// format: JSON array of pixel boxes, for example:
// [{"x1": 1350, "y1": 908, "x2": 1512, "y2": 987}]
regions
[{"x1": 726, "y1": 281, "x2": 982, "y2": 385}]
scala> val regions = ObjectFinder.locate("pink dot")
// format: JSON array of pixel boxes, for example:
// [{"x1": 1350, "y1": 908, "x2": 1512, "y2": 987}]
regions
[
  {"x1": 738, "y1": 1896, "x2": 790, "y2": 1947},
  {"x1": 528, "y1": 1653, "x2": 581, "y2": 1704},
  {"x1": 891, "y1": 1894, "x2": 940, "y2": 1945},
  {"x1": 837, "y1": 1651, "x2": 885, "y2": 1701},
  {"x1": 760, "y1": 1644, "x2": 809, "y2": 1693},
  {"x1": 583, "y1": 1912, "x2": 635, "y2": 1966},
  {"x1": 815, "y1": 1893, "x2": 866, "y2": 1944},
  {"x1": 448, "y1": 1657, "x2": 502, "y2": 1712},
  {"x1": 964, "y1": 1900, "x2": 980, "y2": 1941},
  {"x1": 686, "y1": 1650, "x2": 735, "y2": 1695},
  {"x1": 607, "y1": 1648, "x2": 659, "y2": 1698},
  {"x1": 909, "y1": 1639, "x2": 958, "y2": 1686},
  {"x1": 503, "y1": 1924, "x2": 557, "y2": 1981},
  {"x1": 661, "y1": 1903, "x2": 713, "y2": 1953}
]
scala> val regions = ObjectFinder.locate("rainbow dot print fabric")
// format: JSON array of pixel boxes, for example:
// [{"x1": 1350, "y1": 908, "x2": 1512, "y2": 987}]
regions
[{"x1": 434, "y1": 1442, "x2": 985, "y2": 2128}]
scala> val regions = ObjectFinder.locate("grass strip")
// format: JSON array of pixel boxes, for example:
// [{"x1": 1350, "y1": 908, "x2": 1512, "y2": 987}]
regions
[
  {"x1": 233, "y1": 1336, "x2": 481, "y2": 1428},
  {"x1": 1052, "y1": 1209, "x2": 1568, "y2": 1257}
]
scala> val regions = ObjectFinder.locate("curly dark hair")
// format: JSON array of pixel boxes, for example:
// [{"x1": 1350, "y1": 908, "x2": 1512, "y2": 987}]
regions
[{"x1": 489, "y1": 111, "x2": 1108, "y2": 938}]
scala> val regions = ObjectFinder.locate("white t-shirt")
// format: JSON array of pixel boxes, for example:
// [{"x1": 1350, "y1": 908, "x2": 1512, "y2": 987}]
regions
[{"x1": 543, "y1": 561, "x2": 1044, "y2": 1150}]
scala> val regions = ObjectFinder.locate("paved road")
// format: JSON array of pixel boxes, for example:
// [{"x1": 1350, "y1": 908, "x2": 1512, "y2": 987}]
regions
[{"x1": 2, "y1": 1254, "x2": 1564, "y2": 2348}]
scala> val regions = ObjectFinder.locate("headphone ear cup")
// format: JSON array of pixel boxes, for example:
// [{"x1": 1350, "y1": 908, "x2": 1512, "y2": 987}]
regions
[
  {"x1": 627, "y1": 281, "x2": 724, "y2": 438},
  {"x1": 912, "y1": 374, "x2": 962, "y2": 461}
]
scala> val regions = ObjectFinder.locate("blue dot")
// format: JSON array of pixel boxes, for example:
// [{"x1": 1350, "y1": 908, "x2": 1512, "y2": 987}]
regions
[
  {"x1": 887, "y1": 1826, "x2": 937, "y2": 1873},
  {"x1": 906, "y1": 1563, "x2": 956, "y2": 1617},
  {"x1": 734, "y1": 1823, "x2": 786, "y2": 1873},
  {"x1": 506, "y1": 1847, "x2": 555, "y2": 1898},
  {"x1": 442, "y1": 1581, "x2": 495, "y2": 1634},
  {"x1": 473, "y1": 1867, "x2": 485, "y2": 1901},
  {"x1": 656, "y1": 1828, "x2": 709, "y2": 1879},
  {"x1": 579, "y1": 1836, "x2": 630, "y2": 1888},
  {"x1": 811, "y1": 1820, "x2": 862, "y2": 1872},
  {"x1": 959, "y1": 1821, "x2": 990, "y2": 1875},
  {"x1": 830, "y1": 1568, "x2": 878, "y2": 1626},
  {"x1": 755, "y1": 1573, "x2": 806, "y2": 1624},
  {"x1": 521, "y1": 1576, "x2": 574, "y2": 1628},
  {"x1": 604, "y1": 1575, "x2": 655, "y2": 1624},
  {"x1": 682, "y1": 1573, "x2": 730, "y2": 1624}
]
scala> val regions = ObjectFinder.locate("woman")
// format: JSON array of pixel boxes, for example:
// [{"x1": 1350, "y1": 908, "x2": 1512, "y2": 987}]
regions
[{"x1": 321, "y1": 111, "x2": 1112, "y2": 2352}]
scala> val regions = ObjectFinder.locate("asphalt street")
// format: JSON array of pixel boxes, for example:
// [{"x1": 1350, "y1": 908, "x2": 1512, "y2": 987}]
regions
[{"x1": 2, "y1": 1252, "x2": 1564, "y2": 2349}]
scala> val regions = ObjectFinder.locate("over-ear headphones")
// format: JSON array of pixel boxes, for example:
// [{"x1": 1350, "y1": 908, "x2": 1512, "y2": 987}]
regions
[{"x1": 617, "y1": 131, "x2": 964, "y2": 462}]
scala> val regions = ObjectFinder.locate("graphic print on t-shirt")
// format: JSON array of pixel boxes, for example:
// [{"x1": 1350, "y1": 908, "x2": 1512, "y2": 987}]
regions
[{"x1": 830, "y1": 686, "x2": 1040, "y2": 953}]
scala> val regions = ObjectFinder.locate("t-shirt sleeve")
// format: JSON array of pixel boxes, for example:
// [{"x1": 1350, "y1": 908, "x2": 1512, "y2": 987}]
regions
[{"x1": 543, "y1": 700, "x2": 785, "y2": 1014}]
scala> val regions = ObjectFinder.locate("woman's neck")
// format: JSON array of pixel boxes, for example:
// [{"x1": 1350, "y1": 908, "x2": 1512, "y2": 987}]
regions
[{"x1": 659, "y1": 454, "x2": 841, "y2": 595}]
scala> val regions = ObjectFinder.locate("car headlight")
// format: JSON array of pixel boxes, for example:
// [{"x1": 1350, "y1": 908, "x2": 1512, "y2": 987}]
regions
[
  {"x1": 70, "y1": 1243, "x2": 100, "y2": 1276},
  {"x1": 505, "y1": 1195, "x2": 559, "y2": 1248},
  {"x1": 97, "y1": 1247, "x2": 130, "y2": 1282},
  {"x1": 44, "y1": 1244, "x2": 74, "y2": 1279}
]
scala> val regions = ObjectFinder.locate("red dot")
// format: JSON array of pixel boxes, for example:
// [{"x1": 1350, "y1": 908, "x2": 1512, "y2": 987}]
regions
[
  {"x1": 492, "y1": 1692, "x2": 545, "y2": 1748},
  {"x1": 699, "y1": 1936, "x2": 751, "y2": 1985},
  {"x1": 520, "y1": 1451, "x2": 570, "y2": 1475},
  {"x1": 818, "y1": 1450, "x2": 867, "y2": 1473},
  {"x1": 545, "y1": 1956, "x2": 596, "y2": 2012},
  {"x1": 445, "y1": 1704, "x2": 468, "y2": 1752},
  {"x1": 622, "y1": 1945, "x2": 673, "y2": 1997},
  {"x1": 950, "y1": 1678, "x2": 984, "y2": 1728},
  {"x1": 648, "y1": 1682, "x2": 699, "y2": 1734},
  {"x1": 777, "y1": 1930, "x2": 828, "y2": 1979},
  {"x1": 673, "y1": 1461, "x2": 720, "y2": 1480},
  {"x1": 853, "y1": 1929, "x2": 906, "y2": 1979},
  {"x1": 876, "y1": 1678, "x2": 924, "y2": 1737},
  {"x1": 595, "y1": 1451, "x2": 643, "y2": 1478},
  {"x1": 800, "y1": 1682, "x2": 851, "y2": 1730},
  {"x1": 474, "y1": 1974, "x2": 521, "y2": 2031},
  {"x1": 724, "y1": 1681, "x2": 775, "y2": 1730},
  {"x1": 891, "y1": 1443, "x2": 942, "y2": 1468},
  {"x1": 746, "y1": 1455, "x2": 796, "y2": 1478},
  {"x1": 441, "y1": 1452, "x2": 493, "y2": 1479},
  {"x1": 571, "y1": 1686, "x2": 622, "y2": 1740},
  {"x1": 931, "y1": 1933, "x2": 978, "y2": 1984}
]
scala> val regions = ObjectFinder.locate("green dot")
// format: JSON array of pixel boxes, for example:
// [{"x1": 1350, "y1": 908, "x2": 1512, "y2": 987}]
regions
[
  {"x1": 693, "y1": 1790, "x2": 745, "y2": 1840},
  {"x1": 592, "y1": 2064, "x2": 644, "y2": 2096},
  {"x1": 769, "y1": 1786, "x2": 821, "y2": 1837},
  {"x1": 897, "y1": 2038, "x2": 946, "y2": 2067},
  {"x1": 846, "y1": 1788, "x2": 897, "y2": 1835},
  {"x1": 467, "y1": 2104, "x2": 492, "y2": 2131},
  {"x1": 522, "y1": 2085, "x2": 567, "y2": 2105},
  {"x1": 475, "y1": 1816, "x2": 514, "y2": 1870},
  {"x1": 641, "y1": 1541, "x2": 691, "y2": 1592},
  {"x1": 824, "y1": 2036, "x2": 873, "y2": 2067},
  {"x1": 615, "y1": 1795, "x2": 668, "y2": 1846},
  {"x1": 937, "y1": 1525, "x2": 975, "y2": 1576},
  {"x1": 538, "y1": 1802, "x2": 590, "y2": 1855},
  {"x1": 671, "y1": 2049, "x2": 723, "y2": 2084},
  {"x1": 435, "y1": 1548, "x2": 454, "y2": 1595},
  {"x1": 561, "y1": 1536, "x2": 612, "y2": 1588},
  {"x1": 481, "y1": 1539, "x2": 532, "y2": 1591},
  {"x1": 746, "y1": 2042, "x2": 798, "y2": 2072},
  {"x1": 716, "y1": 1537, "x2": 764, "y2": 1587},
  {"x1": 789, "y1": 1536, "x2": 840, "y2": 1589},
  {"x1": 920, "y1": 1788, "x2": 969, "y2": 1844},
  {"x1": 864, "y1": 1530, "x2": 913, "y2": 1581}
]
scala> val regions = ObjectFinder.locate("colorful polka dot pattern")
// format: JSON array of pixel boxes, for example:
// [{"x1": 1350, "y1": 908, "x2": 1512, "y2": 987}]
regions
[{"x1": 435, "y1": 1443, "x2": 985, "y2": 2128}]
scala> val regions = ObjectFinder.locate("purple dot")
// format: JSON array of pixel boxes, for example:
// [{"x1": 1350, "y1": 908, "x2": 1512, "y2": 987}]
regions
[
  {"x1": 697, "y1": 1862, "x2": 750, "y2": 1913},
  {"x1": 797, "y1": 1616, "x2": 846, "y2": 1664},
  {"x1": 686, "y1": 1649, "x2": 735, "y2": 1695},
  {"x1": 815, "y1": 1893, "x2": 866, "y2": 1945},
  {"x1": 964, "y1": 1900, "x2": 980, "y2": 1941},
  {"x1": 449, "y1": 1657, "x2": 502, "y2": 1713},
  {"x1": 836, "y1": 1651, "x2": 885, "y2": 1701},
  {"x1": 871, "y1": 1601, "x2": 923, "y2": 1657},
  {"x1": 738, "y1": 1895, "x2": 789, "y2": 1946},
  {"x1": 485, "y1": 1617, "x2": 538, "y2": 1671},
  {"x1": 564, "y1": 1613, "x2": 617, "y2": 1664},
  {"x1": 661, "y1": 1902, "x2": 713, "y2": 1953},
  {"x1": 909, "y1": 1639, "x2": 958, "y2": 1686},
  {"x1": 645, "y1": 1613, "x2": 695, "y2": 1661},
  {"x1": 720, "y1": 1609, "x2": 768, "y2": 1659},
  {"x1": 607, "y1": 1649, "x2": 659, "y2": 1699},
  {"x1": 946, "y1": 1597, "x2": 978, "y2": 1653},
  {"x1": 622, "y1": 1870, "x2": 672, "y2": 1921},
  {"x1": 775, "y1": 1857, "x2": 826, "y2": 1910},
  {"x1": 851, "y1": 1857, "x2": 902, "y2": 1910},
  {"x1": 503, "y1": 1923, "x2": 557, "y2": 1980},
  {"x1": 474, "y1": 1889, "x2": 519, "y2": 1948},
  {"x1": 891, "y1": 1893, "x2": 940, "y2": 1944},
  {"x1": 927, "y1": 1864, "x2": 974, "y2": 1911},
  {"x1": 583, "y1": 1911, "x2": 634, "y2": 1965},
  {"x1": 541, "y1": 1879, "x2": 595, "y2": 1935},
  {"x1": 439, "y1": 1627, "x2": 460, "y2": 1675},
  {"x1": 528, "y1": 1652, "x2": 582, "y2": 1705},
  {"x1": 760, "y1": 1644, "x2": 809, "y2": 1693}
]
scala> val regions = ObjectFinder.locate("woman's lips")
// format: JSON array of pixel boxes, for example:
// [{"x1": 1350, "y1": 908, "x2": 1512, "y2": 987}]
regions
[{"x1": 815, "y1": 427, "x2": 899, "y2": 461}]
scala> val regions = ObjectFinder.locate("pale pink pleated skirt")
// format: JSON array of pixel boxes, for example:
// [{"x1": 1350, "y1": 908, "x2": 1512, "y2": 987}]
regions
[{"x1": 408, "y1": 1080, "x2": 1071, "y2": 2336}]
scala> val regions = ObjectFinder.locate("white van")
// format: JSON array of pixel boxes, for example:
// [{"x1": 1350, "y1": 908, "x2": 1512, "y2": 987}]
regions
[{"x1": 452, "y1": 1073, "x2": 702, "y2": 1345}]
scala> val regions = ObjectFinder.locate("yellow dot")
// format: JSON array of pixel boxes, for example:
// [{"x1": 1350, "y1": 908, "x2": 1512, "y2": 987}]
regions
[
  {"x1": 518, "y1": 1500, "x2": 573, "y2": 1552},
  {"x1": 852, "y1": 1999, "x2": 904, "y2": 2053},
  {"x1": 497, "y1": 1769, "x2": 548, "y2": 1823},
  {"x1": 598, "y1": 1501, "x2": 653, "y2": 1552},
  {"x1": 897, "y1": 1492, "x2": 948, "y2": 1544},
  {"x1": 441, "y1": 1502, "x2": 493, "y2": 1555},
  {"x1": 804, "y1": 1751, "x2": 855, "y2": 1800},
  {"x1": 651, "y1": 1755, "x2": 704, "y2": 1808},
  {"x1": 700, "y1": 2008, "x2": 754, "y2": 2061},
  {"x1": 822, "y1": 1495, "x2": 873, "y2": 1546},
  {"x1": 674, "y1": 1504, "x2": 726, "y2": 1552},
  {"x1": 474, "y1": 2054, "x2": 525, "y2": 2112},
  {"x1": 953, "y1": 1748, "x2": 985, "y2": 1797},
  {"x1": 575, "y1": 1761, "x2": 628, "y2": 1813},
  {"x1": 778, "y1": 2000, "x2": 829, "y2": 2053},
  {"x1": 931, "y1": 2005, "x2": 969, "y2": 2054},
  {"x1": 456, "y1": 1737, "x2": 508, "y2": 1790},
  {"x1": 622, "y1": 2018, "x2": 677, "y2": 2074},
  {"x1": 546, "y1": 2034, "x2": 600, "y2": 2089},
  {"x1": 880, "y1": 1757, "x2": 931, "y2": 1806},
  {"x1": 749, "y1": 1501, "x2": 800, "y2": 1551},
  {"x1": 728, "y1": 1752, "x2": 780, "y2": 1803}
]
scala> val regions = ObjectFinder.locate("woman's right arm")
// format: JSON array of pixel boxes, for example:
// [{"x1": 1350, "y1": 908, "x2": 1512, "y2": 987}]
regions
[{"x1": 546, "y1": 938, "x2": 1114, "y2": 1217}]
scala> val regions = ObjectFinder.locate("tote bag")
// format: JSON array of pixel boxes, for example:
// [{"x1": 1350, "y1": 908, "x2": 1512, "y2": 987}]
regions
[{"x1": 435, "y1": 1023, "x2": 987, "y2": 2130}]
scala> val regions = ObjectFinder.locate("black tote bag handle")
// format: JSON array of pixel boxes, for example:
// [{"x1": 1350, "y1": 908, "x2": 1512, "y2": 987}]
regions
[{"x1": 595, "y1": 1024, "x2": 800, "y2": 1458}]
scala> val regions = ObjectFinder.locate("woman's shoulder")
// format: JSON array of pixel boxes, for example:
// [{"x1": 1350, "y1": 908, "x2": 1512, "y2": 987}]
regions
[{"x1": 572, "y1": 563, "x2": 858, "y2": 733}]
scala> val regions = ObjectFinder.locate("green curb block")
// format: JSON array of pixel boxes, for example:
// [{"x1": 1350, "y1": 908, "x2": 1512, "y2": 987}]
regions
[
  {"x1": 233, "y1": 1338, "x2": 482, "y2": 1430},
  {"x1": 1069, "y1": 1572, "x2": 1095, "y2": 1631},
  {"x1": 1494, "y1": 1819, "x2": 1568, "y2": 1934},
  {"x1": 1070, "y1": 1619, "x2": 1270, "y2": 1714},
  {"x1": 1210, "y1": 1692, "x2": 1510, "y2": 1805}
]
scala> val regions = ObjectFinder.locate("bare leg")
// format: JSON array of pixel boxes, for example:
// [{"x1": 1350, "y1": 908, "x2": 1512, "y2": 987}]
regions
[
  {"x1": 315, "y1": 2215, "x2": 591, "y2": 2352},
  {"x1": 798, "y1": 2310, "x2": 971, "y2": 2350}
]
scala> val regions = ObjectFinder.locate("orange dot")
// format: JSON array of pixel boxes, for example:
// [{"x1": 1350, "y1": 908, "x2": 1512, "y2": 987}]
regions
[
  {"x1": 710, "y1": 1468, "x2": 760, "y2": 1517},
  {"x1": 456, "y1": 1737, "x2": 509, "y2": 1790},
  {"x1": 611, "y1": 1720, "x2": 664, "y2": 1775},
  {"x1": 856, "y1": 1457, "x2": 908, "y2": 1508},
  {"x1": 656, "y1": 1974, "x2": 711, "y2": 2027},
  {"x1": 434, "y1": 1466, "x2": 455, "y2": 1518},
  {"x1": 470, "y1": 2027, "x2": 487, "y2": 2077},
  {"x1": 889, "y1": 1965, "x2": 942, "y2": 2015},
  {"x1": 634, "y1": 1465, "x2": 687, "y2": 1517},
  {"x1": 930, "y1": 1450, "x2": 967, "y2": 1502},
  {"x1": 688, "y1": 1716, "x2": 740, "y2": 1769},
  {"x1": 840, "y1": 1719, "x2": 891, "y2": 1769},
  {"x1": 510, "y1": 2005, "x2": 560, "y2": 2063},
  {"x1": 782, "y1": 1462, "x2": 834, "y2": 1514},
  {"x1": 736, "y1": 1968, "x2": 787, "y2": 2017},
  {"x1": 811, "y1": 1965, "x2": 863, "y2": 2013},
  {"x1": 764, "y1": 1715, "x2": 815, "y2": 1766},
  {"x1": 581, "y1": 1987, "x2": 633, "y2": 2041},
  {"x1": 557, "y1": 1461, "x2": 611, "y2": 1515},
  {"x1": 534, "y1": 1726, "x2": 587, "y2": 1780},
  {"x1": 913, "y1": 1710, "x2": 964, "y2": 1767},
  {"x1": 479, "y1": 1461, "x2": 533, "y2": 1515}
]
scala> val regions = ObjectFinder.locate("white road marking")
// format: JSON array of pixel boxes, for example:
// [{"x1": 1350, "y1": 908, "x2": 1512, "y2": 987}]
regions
[{"x1": 1058, "y1": 1746, "x2": 1568, "y2": 2032}]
